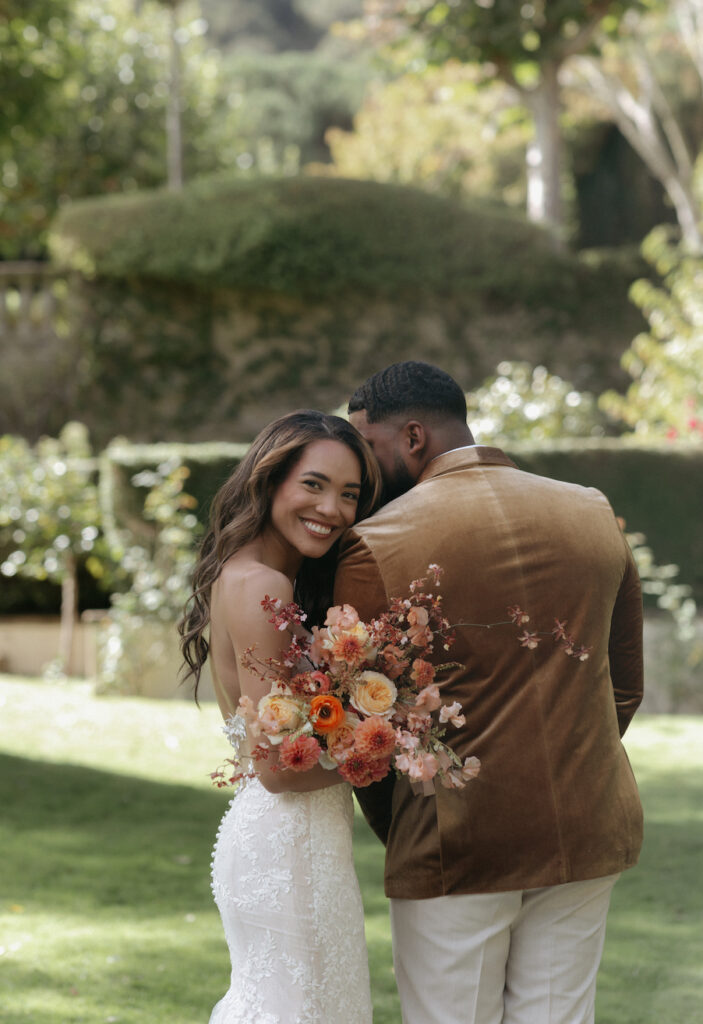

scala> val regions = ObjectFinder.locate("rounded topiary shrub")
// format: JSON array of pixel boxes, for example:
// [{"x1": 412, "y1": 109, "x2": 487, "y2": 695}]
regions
[{"x1": 47, "y1": 175, "x2": 643, "y2": 444}]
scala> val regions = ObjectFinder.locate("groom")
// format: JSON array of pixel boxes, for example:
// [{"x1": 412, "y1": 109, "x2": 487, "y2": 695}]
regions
[{"x1": 334, "y1": 361, "x2": 644, "y2": 1024}]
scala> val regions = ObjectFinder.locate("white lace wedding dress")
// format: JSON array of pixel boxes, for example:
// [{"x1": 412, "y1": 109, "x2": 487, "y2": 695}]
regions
[{"x1": 209, "y1": 768, "x2": 373, "y2": 1024}]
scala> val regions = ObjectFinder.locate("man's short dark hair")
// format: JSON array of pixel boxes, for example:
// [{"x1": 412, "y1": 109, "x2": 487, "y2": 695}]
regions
[{"x1": 348, "y1": 361, "x2": 467, "y2": 424}]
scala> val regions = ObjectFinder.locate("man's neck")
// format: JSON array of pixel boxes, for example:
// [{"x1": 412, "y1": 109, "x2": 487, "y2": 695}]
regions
[{"x1": 423, "y1": 426, "x2": 475, "y2": 466}]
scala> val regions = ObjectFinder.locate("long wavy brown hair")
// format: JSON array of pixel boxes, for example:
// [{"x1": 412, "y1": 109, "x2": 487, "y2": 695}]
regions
[{"x1": 178, "y1": 410, "x2": 381, "y2": 698}]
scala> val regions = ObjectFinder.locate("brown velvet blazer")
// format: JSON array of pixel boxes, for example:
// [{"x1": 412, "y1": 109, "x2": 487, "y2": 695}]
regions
[{"x1": 334, "y1": 447, "x2": 644, "y2": 899}]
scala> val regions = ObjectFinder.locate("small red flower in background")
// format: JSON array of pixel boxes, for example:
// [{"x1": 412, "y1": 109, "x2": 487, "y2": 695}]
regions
[{"x1": 518, "y1": 630, "x2": 540, "y2": 649}]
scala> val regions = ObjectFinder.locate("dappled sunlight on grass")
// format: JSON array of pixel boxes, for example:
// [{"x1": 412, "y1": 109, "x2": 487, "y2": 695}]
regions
[{"x1": 1, "y1": 678, "x2": 701, "y2": 1024}]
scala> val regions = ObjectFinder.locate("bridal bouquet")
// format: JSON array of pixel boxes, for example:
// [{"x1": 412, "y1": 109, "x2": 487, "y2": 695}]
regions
[{"x1": 212, "y1": 564, "x2": 481, "y2": 792}]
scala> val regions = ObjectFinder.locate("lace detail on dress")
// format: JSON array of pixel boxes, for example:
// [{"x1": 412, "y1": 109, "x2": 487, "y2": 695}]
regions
[{"x1": 209, "y1": 779, "x2": 372, "y2": 1024}]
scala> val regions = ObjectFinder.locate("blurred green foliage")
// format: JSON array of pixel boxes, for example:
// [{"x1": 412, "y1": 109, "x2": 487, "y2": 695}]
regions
[
  {"x1": 41, "y1": 176, "x2": 643, "y2": 447},
  {"x1": 200, "y1": 0, "x2": 362, "y2": 53},
  {"x1": 321, "y1": 63, "x2": 530, "y2": 206},
  {"x1": 600, "y1": 223, "x2": 703, "y2": 441},
  {"x1": 0, "y1": 423, "x2": 107, "y2": 593},
  {"x1": 372, "y1": 0, "x2": 645, "y2": 73},
  {"x1": 0, "y1": 428, "x2": 203, "y2": 609},
  {"x1": 0, "y1": 1, "x2": 72, "y2": 138},
  {"x1": 97, "y1": 459, "x2": 202, "y2": 692},
  {"x1": 0, "y1": 0, "x2": 370, "y2": 259},
  {"x1": 206, "y1": 50, "x2": 371, "y2": 170},
  {"x1": 467, "y1": 361, "x2": 608, "y2": 444},
  {"x1": 0, "y1": 0, "x2": 214, "y2": 256}
]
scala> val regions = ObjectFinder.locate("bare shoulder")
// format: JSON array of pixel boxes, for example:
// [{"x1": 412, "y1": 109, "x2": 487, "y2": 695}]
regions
[{"x1": 215, "y1": 558, "x2": 294, "y2": 624}]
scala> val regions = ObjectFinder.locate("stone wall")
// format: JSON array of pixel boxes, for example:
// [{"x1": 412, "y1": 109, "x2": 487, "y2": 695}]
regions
[{"x1": 50, "y1": 274, "x2": 638, "y2": 446}]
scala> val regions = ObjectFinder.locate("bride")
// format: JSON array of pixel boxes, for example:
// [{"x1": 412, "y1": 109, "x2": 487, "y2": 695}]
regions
[{"x1": 179, "y1": 410, "x2": 381, "y2": 1024}]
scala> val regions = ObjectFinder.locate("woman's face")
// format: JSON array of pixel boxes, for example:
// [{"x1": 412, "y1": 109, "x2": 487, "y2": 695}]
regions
[{"x1": 267, "y1": 439, "x2": 362, "y2": 563}]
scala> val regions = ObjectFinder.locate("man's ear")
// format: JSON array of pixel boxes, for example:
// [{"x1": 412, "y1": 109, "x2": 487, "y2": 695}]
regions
[{"x1": 404, "y1": 420, "x2": 427, "y2": 456}]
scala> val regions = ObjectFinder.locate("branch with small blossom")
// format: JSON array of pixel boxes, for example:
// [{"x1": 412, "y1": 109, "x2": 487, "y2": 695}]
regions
[{"x1": 449, "y1": 605, "x2": 592, "y2": 662}]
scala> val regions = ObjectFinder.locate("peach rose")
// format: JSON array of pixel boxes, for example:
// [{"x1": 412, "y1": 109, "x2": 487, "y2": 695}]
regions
[
  {"x1": 327, "y1": 724, "x2": 360, "y2": 765},
  {"x1": 310, "y1": 694, "x2": 346, "y2": 734},
  {"x1": 257, "y1": 692, "x2": 305, "y2": 744},
  {"x1": 349, "y1": 670, "x2": 397, "y2": 718}
]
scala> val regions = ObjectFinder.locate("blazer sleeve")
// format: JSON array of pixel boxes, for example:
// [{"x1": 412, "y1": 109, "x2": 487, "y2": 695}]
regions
[
  {"x1": 334, "y1": 528, "x2": 395, "y2": 845},
  {"x1": 608, "y1": 541, "x2": 644, "y2": 736},
  {"x1": 334, "y1": 528, "x2": 390, "y2": 624}
]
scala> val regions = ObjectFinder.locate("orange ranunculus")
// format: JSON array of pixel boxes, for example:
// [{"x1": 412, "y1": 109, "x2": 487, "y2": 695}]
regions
[{"x1": 310, "y1": 694, "x2": 346, "y2": 733}]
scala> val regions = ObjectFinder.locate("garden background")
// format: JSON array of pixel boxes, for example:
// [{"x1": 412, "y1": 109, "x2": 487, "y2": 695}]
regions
[{"x1": 1, "y1": 1, "x2": 702, "y2": 1021}]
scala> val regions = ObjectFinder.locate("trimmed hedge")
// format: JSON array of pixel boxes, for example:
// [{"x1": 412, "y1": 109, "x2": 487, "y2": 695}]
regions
[
  {"x1": 49, "y1": 174, "x2": 639, "y2": 317},
  {"x1": 2, "y1": 436, "x2": 700, "y2": 616},
  {"x1": 103, "y1": 437, "x2": 703, "y2": 602}
]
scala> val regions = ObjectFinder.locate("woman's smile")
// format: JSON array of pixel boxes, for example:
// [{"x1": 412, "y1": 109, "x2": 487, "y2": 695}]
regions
[{"x1": 301, "y1": 518, "x2": 335, "y2": 538}]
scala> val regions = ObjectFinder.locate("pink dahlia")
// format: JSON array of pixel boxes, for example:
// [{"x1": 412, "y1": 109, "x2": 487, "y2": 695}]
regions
[
  {"x1": 338, "y1": 750, "x2": 386, "y2": 787},
  {"x1": 278, "y1": 734, "x2": 321, "y2": 772},
  {"x1": 353, "y1": 717, "x2": 396, "y2": 759}
]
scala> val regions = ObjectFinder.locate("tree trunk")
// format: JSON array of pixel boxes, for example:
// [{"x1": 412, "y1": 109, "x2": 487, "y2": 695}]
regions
[
  {"x1": 166, "y1": 5, "x2": 183, "y2": 190},
  {"x1": 59, "y1": 553, "x2": 78, "y2": 676},
  {"x1": 523, "y1": 59, "x2": 564, "y2": 248},
  {"x1": 661, "y1": 176, "x2": 703, "y2": 250}
]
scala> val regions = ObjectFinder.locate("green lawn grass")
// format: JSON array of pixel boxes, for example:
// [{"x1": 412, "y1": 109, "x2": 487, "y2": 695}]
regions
[{"x1": 1, "y1": 675, "x2": 701, "y2": 1024}]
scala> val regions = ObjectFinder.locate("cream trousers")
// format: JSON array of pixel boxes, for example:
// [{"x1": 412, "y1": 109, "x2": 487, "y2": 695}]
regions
[{"x1": 390, "y1": 874, "x2": 619, "y2": 1024}]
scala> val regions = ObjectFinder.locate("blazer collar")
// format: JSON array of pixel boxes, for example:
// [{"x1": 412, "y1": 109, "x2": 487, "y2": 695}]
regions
[{"x1": 417, "y1": 445, "x2": 517, "y2": 485}]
